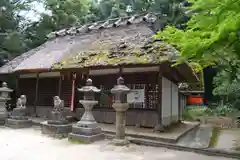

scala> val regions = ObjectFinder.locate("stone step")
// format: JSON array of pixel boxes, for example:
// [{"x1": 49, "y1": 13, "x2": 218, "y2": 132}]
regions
[
  {"x1": 177, "y1": 125, "x2": 212, "y2": 149},
  {"x1": 102, "y1": 130, "x2": 177, "y2": 143},
  {"x1": 104, "y1": 132, "x2": 240, "y2": 159}
]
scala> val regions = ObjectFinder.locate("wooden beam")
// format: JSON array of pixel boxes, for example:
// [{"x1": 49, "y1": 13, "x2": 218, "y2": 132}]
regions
[{"x1": 34, "y1": 73, "x2": 39, "y2": 117}]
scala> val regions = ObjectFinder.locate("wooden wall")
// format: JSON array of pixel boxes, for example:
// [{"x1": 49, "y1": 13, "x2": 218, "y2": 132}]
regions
[
  {"x1": 90, "y1": 72, "x2": 159, "y2": 110},
  {"x1": 37, "y1": 77, "x2": 59, "y2": 106},
  {"x1": 18, "y1": 78, "x2": 36, "y2": 106}
]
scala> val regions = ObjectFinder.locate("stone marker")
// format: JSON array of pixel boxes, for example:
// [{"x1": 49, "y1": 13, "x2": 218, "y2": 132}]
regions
[
  {"x1": 68, "y1": 78, "x2": 104, "y2": 143},
  {"x1": 41, "y1": 96, "x2": 72, "y2": 138},
  {"x1": 5, "y1": 95, "x2": 32, "y2": 128},
  {"x1": 0, "y1": 82, "x2": 13, "y2": 125},
  {"x1": 111, "y1": 77, "x2": 131, "y2": 146}
]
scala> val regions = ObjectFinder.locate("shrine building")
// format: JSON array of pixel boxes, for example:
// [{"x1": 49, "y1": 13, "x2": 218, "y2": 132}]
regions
[{"x1": 0, "y1": 13, "x2": 198, "y2": 128}]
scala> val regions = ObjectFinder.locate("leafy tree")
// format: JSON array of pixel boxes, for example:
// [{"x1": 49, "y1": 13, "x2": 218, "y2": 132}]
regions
[
  {"x1": 44, "y1": 0, "x2": 89, "y2": 28},
  {"x1": 0, "y1": 0, "x2": 32, "y2": 65},
  {"x1": 156, "y1": 0, "x2": 240, "y2": 108}
]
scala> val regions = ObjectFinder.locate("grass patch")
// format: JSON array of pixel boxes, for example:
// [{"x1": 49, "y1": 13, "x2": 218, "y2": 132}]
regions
[
  {"x1": 235, "y1": 147, "x2": 240, "y2": 151},
  {"x1": 68, "y1": 138, "x2": 86, "y2": 144},
  {"x1": 208, "y1": 127, "x2": 221, "y2": 148},
  {"x1": 182, "y1": 106, "x2": 215, "y2": 122},
  {"x1": 183, "y1": 106, "x2": 208, "y2": 121}
]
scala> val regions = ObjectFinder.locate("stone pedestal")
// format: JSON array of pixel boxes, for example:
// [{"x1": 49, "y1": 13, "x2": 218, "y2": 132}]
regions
[
  {"x1": 5, "y1": 107, "x2": 32, "y2": 129},
  {"x1": 0, "y1": 101, "x2": 7, "y2": 125},
  {"x1": 5, "y1": 118, "x2": 32, "y2": 129},
  {"x1": 41, "y1": 96, "x2": 72, "y2": 138},
  {"x1": 41, "y1": 121, "x2": 72, "y2": 138},
  {"x1": 6, "y1": 95, "x2": 32, "y2": 128},
  {"x1": 69, "y1": 100, "x2": 104, "y2": 143},
  {"x1": 111, "y1": 103, "x2": 130, "y2": 146},
  {"x1": 68, "y1": 79, "x2": 103, "y2": 144}
]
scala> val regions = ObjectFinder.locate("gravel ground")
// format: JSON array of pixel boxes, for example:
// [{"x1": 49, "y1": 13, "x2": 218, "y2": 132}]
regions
[{"x1": 0, "y1": 127, "x2": 237, "y2": 160}]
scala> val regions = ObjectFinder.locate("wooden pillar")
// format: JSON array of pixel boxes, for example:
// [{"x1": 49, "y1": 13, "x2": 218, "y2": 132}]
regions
[
  {"x1": 34, "y1": 73, "x2": 39, "y2": 116},
  {"x1": 157, "y1": 66, "x2": 162, "y2": 125},
  {"x1": 15, "y1": 74, "x2": 19, "y2": 97},
  {"x1": 119, "y1": 67, "x2": 123, "y2": 77},
  {"x1": 170, "y1": 82, "x2": 173, "y2": 122},
  {"x1": 58, "y1": 74, "x2": 62, "y2": 97}
]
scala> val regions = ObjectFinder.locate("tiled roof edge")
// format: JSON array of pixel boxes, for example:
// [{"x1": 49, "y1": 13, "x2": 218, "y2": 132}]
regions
[{"x1": 47, "y1": 12, "x2": 163, "y2": 40}]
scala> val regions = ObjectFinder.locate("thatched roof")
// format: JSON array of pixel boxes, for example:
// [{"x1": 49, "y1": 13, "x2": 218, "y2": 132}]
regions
[
  {"x1": 0, "y1": 13, "x2": 198, "y2": 82},
  {"x1": 0, "y1": 46, "x2": 42, "y2": 74},
  {"x1": 52, "y1": 27, "x2": 179, "y2": 69}
]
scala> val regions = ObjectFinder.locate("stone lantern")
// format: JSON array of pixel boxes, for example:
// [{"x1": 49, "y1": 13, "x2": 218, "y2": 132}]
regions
[
  {"x1": 0, "y1": 82, "x2": 13, "y2": 125},
  {"x1": 68, "y1": 78, "x2": 104, "y2": 143},
  {"x1": 111, "y1": 77, "x2": 131, "y2": 146}
]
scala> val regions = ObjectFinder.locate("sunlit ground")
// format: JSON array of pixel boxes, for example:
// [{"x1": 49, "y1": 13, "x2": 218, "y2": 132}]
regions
[{"x1": 0, "y1": 127, "x2": 236, "y2": 160}]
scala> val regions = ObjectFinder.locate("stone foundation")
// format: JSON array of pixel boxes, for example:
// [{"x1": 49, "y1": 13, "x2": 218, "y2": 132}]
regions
[
  {"x1": 41, "y1": 121, "x2": 72, "y2": 138},
  {"x1": 0, "y1": 117, "x2": 5, "y2": 125},
  {"x1": 68, "y1": 124, "x2": 104, "y2": 144},
  {"x1": 162, "y1": 115, "x2": 180, "y2": 127},
  {"x1": 0, "y1": 111, "x2": 7, "y2": 125},
  {"x1": 111, "y1": 138, "x2": 130, "y2": 146},
  {"x1": 5, "y1": 119, "x2": 32, "y2": 129},
  {"x1": 27, "y1": 106, "x2": 160, "y2": 128},
  {"x1": 68, "y1": 132, "x2": 104, "y2": 144},
  {"x1": 0, "y1": 112, "x2": 6, "y2": 125},
  {"x1": 27, "y1": 106, "x2": 183, "y2": 128},
  {"x1": 78, "y1": 108, "x2": 159, "y2": 128}
]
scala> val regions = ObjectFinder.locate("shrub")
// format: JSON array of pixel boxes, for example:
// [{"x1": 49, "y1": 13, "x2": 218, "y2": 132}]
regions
[{"x1": 213, "y1": 105, "x2": 238, "y2": 117}]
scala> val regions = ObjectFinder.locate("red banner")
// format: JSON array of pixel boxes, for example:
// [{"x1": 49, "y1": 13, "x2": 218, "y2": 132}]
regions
[{"x1": 187, "y1": 96, "x2": 203, "y2": 105}]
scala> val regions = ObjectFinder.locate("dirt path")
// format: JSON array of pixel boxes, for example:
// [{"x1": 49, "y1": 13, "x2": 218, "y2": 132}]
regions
[
  {"x1": 215, "y1": 129, "x2": 240, "y2": 151},
  {"x1": 0, "y1": 127, "x2": 237, "y2": 160}
]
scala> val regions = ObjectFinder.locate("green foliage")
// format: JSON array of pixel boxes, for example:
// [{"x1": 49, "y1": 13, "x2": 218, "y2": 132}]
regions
[
  {"x1": 182, "y1": 105, "x2": 238, "y2": 121},
  {"x1": 156, "y1": 0, "x2": 240, "y2": 108},
  {"x1": 156, "y1": 0, "x2": 240, "y2": 65},
  {"x1": 0, "y1": 0, "x2": 31, "y2": 63},
  {"x1": 44, "y1": 0, "x2": 89, "y2": 28},
  {"x1": 182, "y1": 106, "x2": 210, "y2": 121},
  {"x1": 213, "y1": 105, "x2": 237, "y2": 116}
]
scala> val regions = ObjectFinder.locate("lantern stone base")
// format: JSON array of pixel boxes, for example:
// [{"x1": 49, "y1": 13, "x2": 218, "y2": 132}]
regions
[
  {"x1": 41, "y1": 121, "x2": 72, "y2": 138},
  {"x1": 111, "y1": 138, "x2": 130, "y2": 146},
  {"x1": 0, "y1": 117, "x2": 5, "y2": 125},
  {"x1": 68, "y1": 124, "x2": 104, "y2": 144},
  {"x1": 5, "y1": 118, "x2": 32, "y2": 129},
  {"x1": 0, "y1": 109, "x2": 7, "y2": 125},
  {"x1": 0, "y1": 112, "x2": 6, "y2": 125}
]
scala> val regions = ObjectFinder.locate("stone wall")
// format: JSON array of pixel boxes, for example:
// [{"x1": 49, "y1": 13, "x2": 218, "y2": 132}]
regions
[
  {"x1": 77, "y1": 108, "x2": 159, "y2": 128},
  {"x1": 27, "y1": 106, "x2": 159, "y2": 128},
  {"x1": 162, "y1": 77, "x2": 180, "y2": 126}
]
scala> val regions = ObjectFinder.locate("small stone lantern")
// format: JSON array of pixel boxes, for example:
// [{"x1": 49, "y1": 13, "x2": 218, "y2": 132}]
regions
[
  {"x1": 0, "y1": 82, "x2": 13, "y2": 125},
  {"x1": 68, "y1": 79, "x2": 104, "y2": 143},
  {"x1": 111, "y1": 77, "x2": 131, "y2": 146}
]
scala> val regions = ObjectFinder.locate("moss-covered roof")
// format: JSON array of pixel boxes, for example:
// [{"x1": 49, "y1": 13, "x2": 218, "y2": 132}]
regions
[
  {"x1": 0, "y1": 12, "x2": 197, "y2": 82},
  {"x1": 52, "y1": 39, "x2": 179, "y2": 69}
]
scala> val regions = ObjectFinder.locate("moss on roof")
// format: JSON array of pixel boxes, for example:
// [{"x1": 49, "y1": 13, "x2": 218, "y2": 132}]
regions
[{"x1": 52, "y1": 39, "x2": 179, "y2": 69}]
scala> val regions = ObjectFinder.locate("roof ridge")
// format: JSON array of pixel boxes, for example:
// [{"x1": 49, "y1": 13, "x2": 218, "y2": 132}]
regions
[{"x1": 47, "y1": 12, "x2": 161, "y2": 40}]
